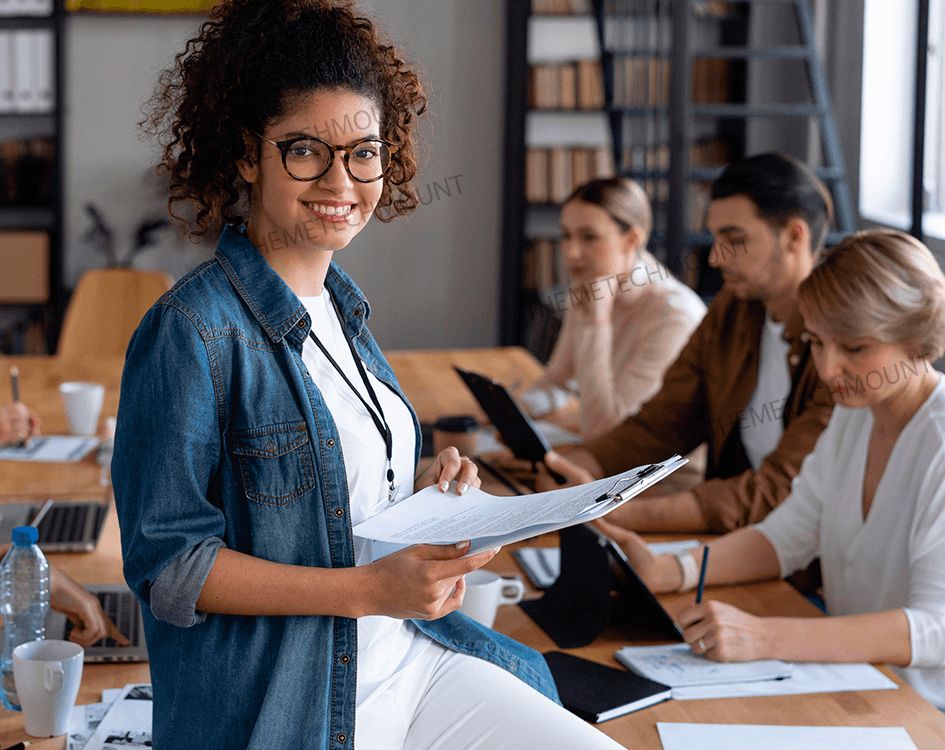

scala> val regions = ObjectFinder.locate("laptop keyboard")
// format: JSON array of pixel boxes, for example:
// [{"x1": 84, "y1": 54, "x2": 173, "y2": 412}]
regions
[
  {"x1": 36, "y1": 503, "x2": 91, "y2": 544},
  {"x1": 64, "y1": 590, "x2": 141, "y2": 648}
]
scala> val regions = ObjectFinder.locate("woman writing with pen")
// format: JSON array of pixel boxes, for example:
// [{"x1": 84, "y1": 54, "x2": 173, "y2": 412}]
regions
[{"x1": 598, "y1": 229, "x2": 945, "y2": 710}]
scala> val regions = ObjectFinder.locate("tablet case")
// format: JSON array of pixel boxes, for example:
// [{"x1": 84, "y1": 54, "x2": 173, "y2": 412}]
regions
[{"x1": 521, "y1": 524, "x2": 683, "y2": 648}]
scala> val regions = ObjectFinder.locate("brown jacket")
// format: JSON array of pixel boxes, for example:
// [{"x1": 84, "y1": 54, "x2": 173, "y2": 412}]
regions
[{"x1": 584, "y1": 287, "x2": 835, "y2": 532}]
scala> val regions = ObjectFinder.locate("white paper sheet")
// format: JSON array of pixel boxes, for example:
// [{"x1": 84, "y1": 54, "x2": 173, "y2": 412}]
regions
[
  {"x1": 352, "y1": 456, "x2": 686, "y2": 554},
  {"x1": 615, "y1": 643, "x2": 793, "y2": 687},
  {"x1": 0, "y1": 435, "x2": 98, "y2": 462},
  {"x1": 669, "y1": 661, "x2": 897, "y2": 700},
  {"x1": 656, "y1": 722, "x2": 918, "y2": 750},
  {"x1": 80, "y1": 683, "x2": 152, "y2": 750}
]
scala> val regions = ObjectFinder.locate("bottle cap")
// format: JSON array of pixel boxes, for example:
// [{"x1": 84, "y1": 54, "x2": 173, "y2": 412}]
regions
[{"x1": 12, "y1": 526, "x2": 38, "y2": 546}]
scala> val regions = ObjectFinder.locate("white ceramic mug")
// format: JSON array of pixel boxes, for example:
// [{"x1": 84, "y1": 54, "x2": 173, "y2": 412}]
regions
[
  {"x1": 13, "y1": 640, "x2": 84, "y2": 737},
  {"x1": 459, "y1": 570, "x2": 526, "y2": 628},
  {"x1": 58, "y1": 381, "x2": 105, "y2": 436}
]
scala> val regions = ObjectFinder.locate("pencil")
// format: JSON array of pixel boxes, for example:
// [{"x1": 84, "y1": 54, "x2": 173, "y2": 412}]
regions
[
  {"x1": 9, "y1": 365, "x2": 25, "y2": 448},
  {"x1": 696, "y1": 545, "x2": 709, "y2": 604},
  {"x1": 9, "y1": 365, "x2": 19, "y2": 403}
]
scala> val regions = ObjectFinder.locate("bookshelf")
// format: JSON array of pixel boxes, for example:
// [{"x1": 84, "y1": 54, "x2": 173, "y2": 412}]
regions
[
  {"x1": 500, "y1": 0, "x2": 744, "y2": 360},
  {"x1": 0, "y1": 0, "x2": 63, "y2": 353},
  {"x1": 501, "y1": 0, "x2": 854, "y2": 360}
]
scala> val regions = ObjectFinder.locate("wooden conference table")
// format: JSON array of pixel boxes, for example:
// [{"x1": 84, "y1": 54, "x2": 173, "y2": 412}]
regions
[{"x1": 0, "y1": 348, "x2": 944, "y2": 748}]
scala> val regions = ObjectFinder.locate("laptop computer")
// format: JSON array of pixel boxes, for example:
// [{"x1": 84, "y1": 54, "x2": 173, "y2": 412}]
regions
[
  {"x1": 0, "y1": 500, "x2": 108, "y2": 553},
  {"x1": 452, "y1": 367, "x2": 565, "y2": 482},
  {"x1": 46, "y1": 583, "x2": 148, "y2": 663}
]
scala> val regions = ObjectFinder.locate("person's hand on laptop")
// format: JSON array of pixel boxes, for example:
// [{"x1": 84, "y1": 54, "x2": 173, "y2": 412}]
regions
[
  {"x1": 0, "y1": 402, "x2": 40, "y2": 446},
  {"x1": 49, "y1": 567, "x2": 131, "y2": 647}
]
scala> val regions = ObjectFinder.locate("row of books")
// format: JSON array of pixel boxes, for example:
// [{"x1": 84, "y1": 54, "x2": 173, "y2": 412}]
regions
[
  {"x1": 529, "y1": 61, "x2": 605, "y2": 110},
  {"x1": 0, "y1": 0, "x2": 53, "y2": 15},
  {"x1": 532, "y1": 0, "x2": 592, "y2": 14},
  {"x1": 0, "y1": 30, "x2": 55, "y2": 114},
  {"x1": 525, "y1": 147, "x2": 616, "y2": 204},
  {"x1": 523, "y1": 238, "x2": 568, "y2": 292},
  {"x1": 0, "y1": 136, "x2": 56, "y2": 204},
  {"x1": 612, "y1": 56, "x2": 670, "y2": 108}
]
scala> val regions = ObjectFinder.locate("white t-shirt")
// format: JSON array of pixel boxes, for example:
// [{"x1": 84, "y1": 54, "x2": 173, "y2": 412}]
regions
[
  {"x1": 755, "y1": 373, "x2": 945, "y2": 708},
  {"x1": 740, "y1": 315, "x2": 791, "y2": 469},
  {"x1": 299, "y1": 290, "x2": 432, "y2": 713}
]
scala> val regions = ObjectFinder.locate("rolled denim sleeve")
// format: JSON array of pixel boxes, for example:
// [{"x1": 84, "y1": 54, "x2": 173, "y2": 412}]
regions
[{"x1": 113, "y1": 300, "x2": 226, "y2": 628}]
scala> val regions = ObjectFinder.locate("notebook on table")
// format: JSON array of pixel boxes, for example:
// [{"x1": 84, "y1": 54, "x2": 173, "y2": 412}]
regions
[
  {"x1": 0, "y1": 500, "x2": 108, "y2": 552},
  {"x1": 544, "y1": 651, "x2": 671, "y2": 723},
  {"x1": 46, "y1": 583, "x2": 148, "y2": 663}
]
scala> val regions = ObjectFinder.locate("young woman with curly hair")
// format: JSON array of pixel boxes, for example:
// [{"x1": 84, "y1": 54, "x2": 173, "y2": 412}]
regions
[{"x1": 112, "y1": 2, "x2": 624, "y2": 748}]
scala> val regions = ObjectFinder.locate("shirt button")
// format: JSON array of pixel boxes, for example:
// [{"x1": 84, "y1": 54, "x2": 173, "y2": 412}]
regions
[
  {"x1": 509, "y1": 660, "x2": 517, "y2": 670},
  {"x1": 789, "y1": 354, "x2": 800, "y2": 366},
  {"x1": 334, "y1": 508, "x2": 345, "y2": 518},
  {"x1": 326, "y1": 438, "x2": 335, "y2": 447},
  {"x1": 800, "y1": 331, "x2": 811, "y2": 343},
  {"x1": 337, "y1": 733, "x2": 347, "y2": 743},
  {"x1": 266, "y1": 443, "x2": 276, "y2": 453},
  {"x1": 297, "y1": 318, "x2": 306, "y2": 328},
  {"x1": 353, "y1": 308, "x2": 362, "y2": 318},
  {"x1": 340, "y1": 654, "x2": 350, "y2": 664}
]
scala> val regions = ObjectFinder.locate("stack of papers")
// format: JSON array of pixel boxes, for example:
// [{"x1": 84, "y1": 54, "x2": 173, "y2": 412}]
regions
[
  {"x1": 352, "y1": 457, "x2": 687, "y2": 555},
  {"x1": 0, "y1": 435, "x2": 98, "y2": 462},
  {"x1": 616, "y1": 643, "x2": 792, "y2": 688},
  {"x1": 68, "y1": 683, "x2": 152, "y2": 750}
]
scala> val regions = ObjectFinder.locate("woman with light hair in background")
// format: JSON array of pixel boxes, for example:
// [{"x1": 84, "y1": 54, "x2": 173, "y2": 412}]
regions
[
  {"x1": 598, "y1": 228, "x2": 945, "y2": 709},
  {"x1": 520, "y1": 177, "x2": 707, "y2": 441}
]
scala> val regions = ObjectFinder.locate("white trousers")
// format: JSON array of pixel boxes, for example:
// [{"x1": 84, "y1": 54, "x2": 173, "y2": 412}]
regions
[{"x1": 356, "y1": 640, "x2": 625, "y2": 750}]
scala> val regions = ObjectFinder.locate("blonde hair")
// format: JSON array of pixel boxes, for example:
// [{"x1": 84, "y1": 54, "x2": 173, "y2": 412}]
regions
[
  {"x1": 798, "y1": 229, "x2": 945, "y2": 359},
  {"x1": 566, "y1": 177, "x2": 652, "y2": 247}
]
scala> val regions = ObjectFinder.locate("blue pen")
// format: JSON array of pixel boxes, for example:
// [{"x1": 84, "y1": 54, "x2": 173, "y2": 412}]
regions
[{"x1": 696, "y1": 545, "x2": 709, "y2": 603}]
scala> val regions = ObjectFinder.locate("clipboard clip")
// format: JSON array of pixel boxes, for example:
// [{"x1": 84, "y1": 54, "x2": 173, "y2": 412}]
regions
[{"x1": 598, "y1": 457, "x2": 680, "y2": 505}]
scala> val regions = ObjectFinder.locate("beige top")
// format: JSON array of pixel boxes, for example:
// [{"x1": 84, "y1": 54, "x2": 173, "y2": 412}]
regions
[{"x1": 522, "y1": 248, "x2": 707, "y2": 441}]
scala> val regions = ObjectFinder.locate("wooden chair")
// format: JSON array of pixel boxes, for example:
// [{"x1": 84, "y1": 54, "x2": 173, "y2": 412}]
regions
[{"x1": 56, "y1": 268, "x2": 174, "y2": 360}]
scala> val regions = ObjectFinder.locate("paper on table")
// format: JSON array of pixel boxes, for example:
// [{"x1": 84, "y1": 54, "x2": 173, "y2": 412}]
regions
[
  {"x1": 669, "y1": 661, "x2": 897, "y2": 700},
  {"x1": 656, "y1": 722, "x2": 918, "y2": 750},
  {"x1": 353, "y1": 456, "x2": 686, "y2": 555},
  {"x1": 0, "y1": 434, "x2": 98, "y2": 462},
  {"x1": 81, "y1": 683, "x2": 152, "y2": 750},
  {"x1": 615, "y1": 643, "x2": 792, "y2": 687}
]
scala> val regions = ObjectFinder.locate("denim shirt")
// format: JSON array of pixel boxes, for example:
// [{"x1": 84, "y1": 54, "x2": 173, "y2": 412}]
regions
[{"x1": 111, "y1": 226, "x2": 558, "y2": 750}]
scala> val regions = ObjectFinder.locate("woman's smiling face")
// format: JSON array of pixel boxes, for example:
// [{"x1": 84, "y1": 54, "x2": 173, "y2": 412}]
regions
[{"x1": 239, "y1": 88, "x2": 384, "y2": 257}]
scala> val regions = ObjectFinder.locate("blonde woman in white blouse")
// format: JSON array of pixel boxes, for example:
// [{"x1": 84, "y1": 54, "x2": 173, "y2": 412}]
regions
[
  {"x1": 520, "y1": 177, "x2": 707, "y2": 441},
  {"x1": 598, "y1": 229, "x2": 945, "y2": 709}
]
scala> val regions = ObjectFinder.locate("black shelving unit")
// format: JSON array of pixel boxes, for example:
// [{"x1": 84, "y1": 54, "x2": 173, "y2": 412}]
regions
[
  {"x1": 0, "y1": 0, "x2": 64, "y2": 353},
  {"x1": 501, "y1": 0, "x2": 856, "y2": 359}
]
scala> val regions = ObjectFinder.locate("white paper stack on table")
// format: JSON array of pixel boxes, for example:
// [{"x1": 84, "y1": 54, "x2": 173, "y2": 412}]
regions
[
  {"x1": 352, "y1": 455, "x2": 687, "y2": 555},
  {"x1": 615, "y1": 643, "x2": 898, "y2": 701},
  {"x1": 656, "y1": 722, "x2": 919, "y2": 750},
  {"x1": 68, "y1": 683, "x2": 152, "y2": 750}
]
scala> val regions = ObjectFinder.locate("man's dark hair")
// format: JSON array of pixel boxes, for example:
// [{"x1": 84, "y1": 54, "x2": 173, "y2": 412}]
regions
[{"x1": 711, "y1": 153, "x2": 834, "y2": 251}]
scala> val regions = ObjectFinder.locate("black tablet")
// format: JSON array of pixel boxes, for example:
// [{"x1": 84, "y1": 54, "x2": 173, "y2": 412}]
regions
[{"x1": 453, "y1": 366, "x2": 551, "y2": 464}]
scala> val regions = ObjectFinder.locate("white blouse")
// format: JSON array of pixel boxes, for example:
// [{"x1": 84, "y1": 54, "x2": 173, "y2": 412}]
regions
[{"x1": 755, "y1": 372, "x2": 945, "y2": 708}]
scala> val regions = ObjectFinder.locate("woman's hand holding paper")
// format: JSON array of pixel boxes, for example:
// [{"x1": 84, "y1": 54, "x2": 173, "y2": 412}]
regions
[
  {"x1": 415, "y1": 446, "x2": 481, "y2": 496},
  {"x1": 362, "y1": 541, "x2": 499, "y2": 620}
]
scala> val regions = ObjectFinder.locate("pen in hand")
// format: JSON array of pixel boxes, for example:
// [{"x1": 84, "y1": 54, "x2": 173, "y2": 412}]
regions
[
  {"x1": 696, "y1": 545, "x2": 709, "y2": 604},
  {"x1": 9, "y1": 365, "x2": 26, "y2": 449}
]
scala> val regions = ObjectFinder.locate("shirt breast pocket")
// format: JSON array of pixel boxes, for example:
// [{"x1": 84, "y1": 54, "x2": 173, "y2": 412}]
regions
[{"x1": 231, "y1": 421, "x2": 316, "y2": 506}]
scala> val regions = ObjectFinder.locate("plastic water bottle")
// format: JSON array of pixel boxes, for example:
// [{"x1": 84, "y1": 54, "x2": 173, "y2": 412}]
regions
[{"x1": 0, "y1": 526, "x2": 50, "y2": 711}]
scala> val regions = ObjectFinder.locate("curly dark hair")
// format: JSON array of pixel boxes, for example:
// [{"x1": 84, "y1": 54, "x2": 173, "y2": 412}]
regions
[{"x1": 142, "y1": 0, "x2": 427, "y2": 240}]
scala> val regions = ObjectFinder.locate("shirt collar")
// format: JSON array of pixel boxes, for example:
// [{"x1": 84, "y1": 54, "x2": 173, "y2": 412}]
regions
[{"x1": 215, "y1": 224, "x2": 371, "y2": 345}]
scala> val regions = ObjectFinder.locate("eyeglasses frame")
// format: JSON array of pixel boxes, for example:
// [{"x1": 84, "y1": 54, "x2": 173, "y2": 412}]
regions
[{"x1": 250, "y1": 130, "x2": 398, "y2": 184}]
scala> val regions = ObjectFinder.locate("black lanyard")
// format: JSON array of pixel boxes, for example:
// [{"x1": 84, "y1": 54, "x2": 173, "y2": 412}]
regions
[{"x1": 307, "y1": 295, "x2": 396, "y2": 502}]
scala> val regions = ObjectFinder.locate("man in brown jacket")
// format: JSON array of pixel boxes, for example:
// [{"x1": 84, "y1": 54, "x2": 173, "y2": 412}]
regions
[{"x1": 542, "y1": 153, "x2": 837, "y2": 533}]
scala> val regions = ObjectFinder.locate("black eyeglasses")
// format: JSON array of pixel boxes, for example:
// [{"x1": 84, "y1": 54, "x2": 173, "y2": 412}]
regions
[{"x1": 251, "y1": 131, "x2": 397, "y2": 183}]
